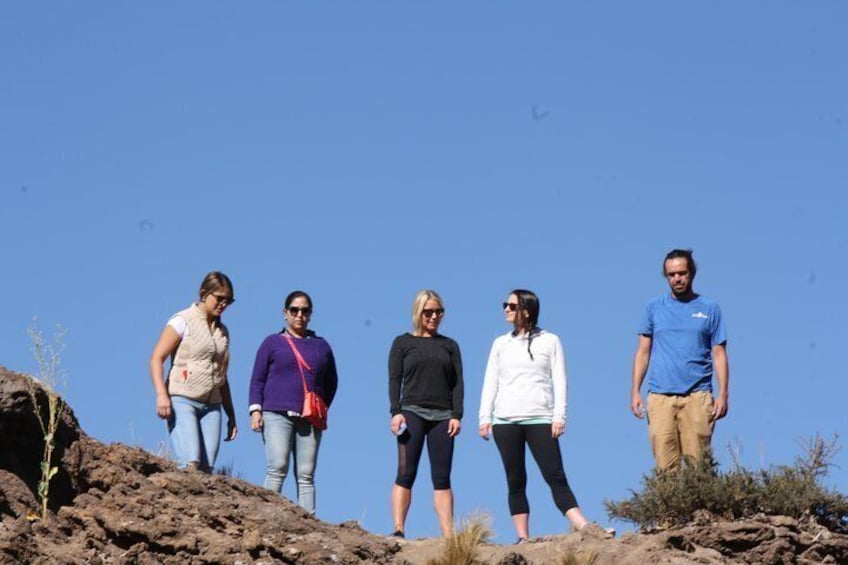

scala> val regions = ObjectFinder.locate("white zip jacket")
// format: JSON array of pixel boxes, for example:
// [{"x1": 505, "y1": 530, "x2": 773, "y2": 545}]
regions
[{"x1": 478, "y1": 329, "x2": 567, "y2": 425}]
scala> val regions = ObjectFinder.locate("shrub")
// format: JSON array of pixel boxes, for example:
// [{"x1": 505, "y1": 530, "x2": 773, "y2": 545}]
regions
[{"x1": 605, "y1": 436, "x2": 848, "y2": 533}]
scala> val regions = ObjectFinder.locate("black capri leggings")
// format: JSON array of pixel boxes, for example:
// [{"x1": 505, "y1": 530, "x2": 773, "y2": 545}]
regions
[
  {"x1": 395, "y1": 410, "x2": 454, "y2": 490},
  {"x1": 492, "y1": 422, "x2": 578, "y2": 516}
]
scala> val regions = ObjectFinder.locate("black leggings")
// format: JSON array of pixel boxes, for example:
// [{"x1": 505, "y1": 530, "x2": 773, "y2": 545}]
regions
[
  {"x1": 395, "y1": 411, "x2": 454, "y2": 490},
  {"x1": 493, "y1": 423, "x2": 578, "y2": 516}
]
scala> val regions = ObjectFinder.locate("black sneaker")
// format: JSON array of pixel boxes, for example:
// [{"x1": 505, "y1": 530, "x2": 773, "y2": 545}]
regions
[{"x1": 391, "y1": 530, "x2": 405, "y2": 539}]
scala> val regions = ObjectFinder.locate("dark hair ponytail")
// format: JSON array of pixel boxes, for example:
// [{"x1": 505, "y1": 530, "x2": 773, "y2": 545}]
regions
[{"x1": 510, "y1": 289, "x2": 540, "y2": 360}]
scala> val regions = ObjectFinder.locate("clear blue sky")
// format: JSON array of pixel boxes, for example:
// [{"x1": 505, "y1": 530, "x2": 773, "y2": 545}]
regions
[{"x1": 2, "y1": 1, "x2": 846, "y2": 541}]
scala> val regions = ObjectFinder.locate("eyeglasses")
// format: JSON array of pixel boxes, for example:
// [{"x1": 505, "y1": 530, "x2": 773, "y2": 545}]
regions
[
  {"x1": 288, "y1": 306, "x2": 312, "y2": 317},
  {"x1": 502, "y1": 302, "x2": 519, "y2": 312},
  {"x1": 422, "y1": 308, "x2": 445, "y2": 318},
  {"x1": 211, "y1": 294, "x2": 234, "y2": 306}
]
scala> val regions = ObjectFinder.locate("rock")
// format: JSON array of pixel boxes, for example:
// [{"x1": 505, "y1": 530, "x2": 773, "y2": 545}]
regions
[{"x1": 0, "y1": 366, "x2": 400, "y2": 564}]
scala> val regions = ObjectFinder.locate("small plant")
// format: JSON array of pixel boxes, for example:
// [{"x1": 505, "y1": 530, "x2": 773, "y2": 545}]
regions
[
  {"x1": 551, "y1": 548, "x2": 599, "y2": 565},
  {"x1": 214, "y1": 460, "x2": 244, "y2": 479},
  {"x1": 153, "y1": 438, "x2": 172, "y2": 459},
  {"x1": 427, "y1": 512, "x2": 493, "y2": 565},
  {"x1": 25, "y1": 319, "x2": 68, "y2": 521},
  {"x1": 605, "y1": 436, "x2": 848, "y2": 533}
]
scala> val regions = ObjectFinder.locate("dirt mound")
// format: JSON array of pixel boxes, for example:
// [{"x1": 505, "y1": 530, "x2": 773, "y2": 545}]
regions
[
  {"x1": 394, "y1": 512, "x2": 848, "y2": 564},
  {"x1": 0, "y1": 366, "x2": 400, "y2": 564},
  {"x1": 2, "y1": 365, "x2": 847, "y2": 564}
]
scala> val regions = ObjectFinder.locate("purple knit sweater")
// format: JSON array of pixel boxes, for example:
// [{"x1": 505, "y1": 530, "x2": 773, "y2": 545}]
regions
[{"x1": 248, "y1": 331, "x2": 338, "y2": 414}]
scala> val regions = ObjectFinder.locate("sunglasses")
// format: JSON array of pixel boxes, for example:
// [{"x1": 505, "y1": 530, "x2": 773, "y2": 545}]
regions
[
  {"x1": 211, "y1": 294, "x2": 234, "y2": 306},
  {"x1": 502, "y1": 302, "x2": 519, "y2": 312},
  {"x1": 422, "y1": 308, "x2": 445, "y2": 318},
  {"x1": 288, "y1": 306, "x2": 312, "y2": 316}
]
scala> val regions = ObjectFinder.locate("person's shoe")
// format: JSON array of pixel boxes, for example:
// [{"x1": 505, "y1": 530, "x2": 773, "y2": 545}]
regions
[
  {"x1": 578, "y1": 523, "x2": 615, "y2": 539},
  {"x1": 391, "y1": 530, "x2": 405, "y2": 539},
  {"x1": 515, "y1": 537, "x2": 529, "y2": 545}
]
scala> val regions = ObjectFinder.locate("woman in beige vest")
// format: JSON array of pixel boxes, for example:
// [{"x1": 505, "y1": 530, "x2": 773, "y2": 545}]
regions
[{"x1": 149, "y1": 272, "x2": 238, "y2": 471}]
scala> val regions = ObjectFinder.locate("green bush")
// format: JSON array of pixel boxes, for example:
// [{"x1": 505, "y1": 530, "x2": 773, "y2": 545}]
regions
[{"x1": 605, "y1": 435, "x2": 848, "y2": 533}]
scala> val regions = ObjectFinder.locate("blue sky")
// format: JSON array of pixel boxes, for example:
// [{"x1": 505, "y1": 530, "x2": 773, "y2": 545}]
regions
[{"x1": 2, "y1": 1, "x2": 846, "y2": 541}]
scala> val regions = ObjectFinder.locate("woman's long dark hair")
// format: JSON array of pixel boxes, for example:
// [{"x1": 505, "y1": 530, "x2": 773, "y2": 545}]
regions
[{"x1": 510, "y1": 289, "x2": 540, "y2": 360}]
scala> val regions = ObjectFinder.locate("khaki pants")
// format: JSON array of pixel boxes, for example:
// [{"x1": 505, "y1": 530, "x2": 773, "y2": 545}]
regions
[{"x1": 647, "y1": 391, "x2": 715, "y2": 471}]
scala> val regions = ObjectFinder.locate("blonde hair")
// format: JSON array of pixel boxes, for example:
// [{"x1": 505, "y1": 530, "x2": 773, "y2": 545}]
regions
[{"x1": 411, "y1": 289, "x2": 444, "y2": 335}]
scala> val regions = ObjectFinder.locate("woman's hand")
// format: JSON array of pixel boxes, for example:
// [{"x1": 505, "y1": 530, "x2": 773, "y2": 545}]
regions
[
  {"x1": 390, "y1": 414, "x2": 406, "y2": 435},
  {"x1": 150, "y1": 326, "x2": 181, "y2": 421},
  {"x1": 156, "y1": 393, "x2": 172, "y2": 420},
  {"x1": 225, "y1": 418, "x2": 238, "y2": 441},
  {"x1": 447, "y1": 418, "x2": 461, "y2": 437},
  {"x1": 551, "y1": 421, "x2": 565, "y2": 439},
  {"x1": 478, "y1": 424, "x2": 492, "y2": 441},
  {"x1": 250, "y1": 411, "x2": 264, "y2": 432}
]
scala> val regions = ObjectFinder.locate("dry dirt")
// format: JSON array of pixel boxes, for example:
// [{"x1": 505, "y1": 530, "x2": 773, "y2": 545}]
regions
[{"x1": 2, "y1": 365, "x2": 847, "y2": 564}]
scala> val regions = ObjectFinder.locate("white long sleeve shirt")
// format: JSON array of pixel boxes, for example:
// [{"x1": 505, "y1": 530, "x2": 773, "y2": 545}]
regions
[{"x1": 478, "y1": 329, "x2": 568, "y2": 425}]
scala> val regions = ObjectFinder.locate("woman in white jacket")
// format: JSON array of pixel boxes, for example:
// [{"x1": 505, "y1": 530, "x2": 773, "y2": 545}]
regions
[{"x1": 478, "y1": 289, "x2": 597, "y2": 543}]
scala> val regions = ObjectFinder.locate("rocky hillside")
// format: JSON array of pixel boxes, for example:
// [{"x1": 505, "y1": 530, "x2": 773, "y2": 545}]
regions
[{"x1": 2, "y1": 366, "x2": 847, "y2": 564}]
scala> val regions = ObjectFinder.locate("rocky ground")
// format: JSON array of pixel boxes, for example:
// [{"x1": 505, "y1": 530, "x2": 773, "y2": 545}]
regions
[{"x1": 2, "y1": 365, "x2": 847, "y2": 564}]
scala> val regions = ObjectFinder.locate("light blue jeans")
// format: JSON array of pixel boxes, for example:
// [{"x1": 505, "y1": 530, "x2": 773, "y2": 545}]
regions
[
  {"x1": 168, "y1": 395, "x2": 222, "y2": 472},
  {"x1": 262, "y1": 411, "x2": 323, "y2": 513}
]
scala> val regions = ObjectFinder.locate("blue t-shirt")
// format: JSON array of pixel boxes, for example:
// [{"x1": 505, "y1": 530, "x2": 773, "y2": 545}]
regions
[{"x1": 638, "y1": 293, "x2": 727, "y2": 395}]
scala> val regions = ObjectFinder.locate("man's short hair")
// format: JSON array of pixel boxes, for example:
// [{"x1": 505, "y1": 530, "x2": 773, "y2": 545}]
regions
[{"x1": 663, "y1": 248, "x2": 697, "y2": 278}]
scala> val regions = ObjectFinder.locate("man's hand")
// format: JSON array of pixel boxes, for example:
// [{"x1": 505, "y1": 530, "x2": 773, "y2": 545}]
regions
[
  {"x1": 478, "y1": 424, "x2": 492, "y2": 440},
  {"x1": 631, "y1": 392, "x2": 646, "y2": 419},
  {"x1": 712, "y1": 395, "x2": 729, "y2": 420}
]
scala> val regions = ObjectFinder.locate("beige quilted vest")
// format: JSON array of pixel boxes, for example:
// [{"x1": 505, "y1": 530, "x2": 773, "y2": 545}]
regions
[{"x1": 167, "y1": 303, "x2": 228, "y2": 404}]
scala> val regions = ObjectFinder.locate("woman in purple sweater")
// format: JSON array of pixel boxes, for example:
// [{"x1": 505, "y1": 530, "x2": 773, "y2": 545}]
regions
[{"x1": 248, "y1": 291, "x2": 338, "y2": 514}]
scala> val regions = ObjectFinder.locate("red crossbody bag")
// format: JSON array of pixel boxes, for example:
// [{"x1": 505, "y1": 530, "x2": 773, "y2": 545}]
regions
[{"x1": 283, "y1": 333, "x2": 328, "y2": 430}]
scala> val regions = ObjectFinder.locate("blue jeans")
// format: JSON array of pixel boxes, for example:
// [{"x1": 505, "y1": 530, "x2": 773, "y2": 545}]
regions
[
  {"x1": 168, "y1": 395, "x2": 222, "y2": 471},
  {"x1": 262, "y1": 411, "x2": 322, "y2": 513}
]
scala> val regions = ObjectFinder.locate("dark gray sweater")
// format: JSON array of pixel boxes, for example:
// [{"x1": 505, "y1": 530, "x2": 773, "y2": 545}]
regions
[{"x1": 388, "y1": 333, "x2": 464, "y2": 419}]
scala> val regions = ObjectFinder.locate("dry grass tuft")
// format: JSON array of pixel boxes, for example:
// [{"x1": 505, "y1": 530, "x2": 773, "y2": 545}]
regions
[
  {"x1": 551, "y1": 548, "x2": 599, "y2": 565},
  {"x1": 427, "y1": 512, "x2": 493, "y2": 565}
]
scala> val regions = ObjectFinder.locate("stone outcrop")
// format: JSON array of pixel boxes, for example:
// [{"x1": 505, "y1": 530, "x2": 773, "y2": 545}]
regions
[{"x1": 0, "y1": 366, "x2": 399, "y2": 564}]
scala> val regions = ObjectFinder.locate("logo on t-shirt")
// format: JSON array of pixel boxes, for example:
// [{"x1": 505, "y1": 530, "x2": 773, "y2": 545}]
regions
[{"x1": 691, "y1": 312, "x2": 709, "y2": 319}]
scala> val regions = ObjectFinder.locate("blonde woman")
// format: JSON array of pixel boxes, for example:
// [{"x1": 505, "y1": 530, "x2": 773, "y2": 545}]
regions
[
  {"x1": 388, "y1": 289, "x2": 464, "y2": 537},
  {"x1": 149, "y1": 272, "x2": 238, "y2": 472}
]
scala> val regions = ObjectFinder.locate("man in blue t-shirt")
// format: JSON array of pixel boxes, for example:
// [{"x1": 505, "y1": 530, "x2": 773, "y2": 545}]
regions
[{"x1": 631, "y1": 249, "x2": 729, "y2": 471}]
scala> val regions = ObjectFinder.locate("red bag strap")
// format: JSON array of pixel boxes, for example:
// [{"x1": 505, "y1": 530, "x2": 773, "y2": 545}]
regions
[{"x1": 283, "y1": 332, "x2": 313, "y2": 393}]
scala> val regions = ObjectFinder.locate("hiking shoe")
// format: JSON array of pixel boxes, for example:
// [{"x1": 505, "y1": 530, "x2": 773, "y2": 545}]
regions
[
  {"x1": 391, "y1": 530, "x2": 405, "y2": 539},
  {"x1": 579, "y1": 523, "x2": 615, "y2": 539},
  {"x1": 515, "y1": 537, "x2": 529, "y2": 545}
]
